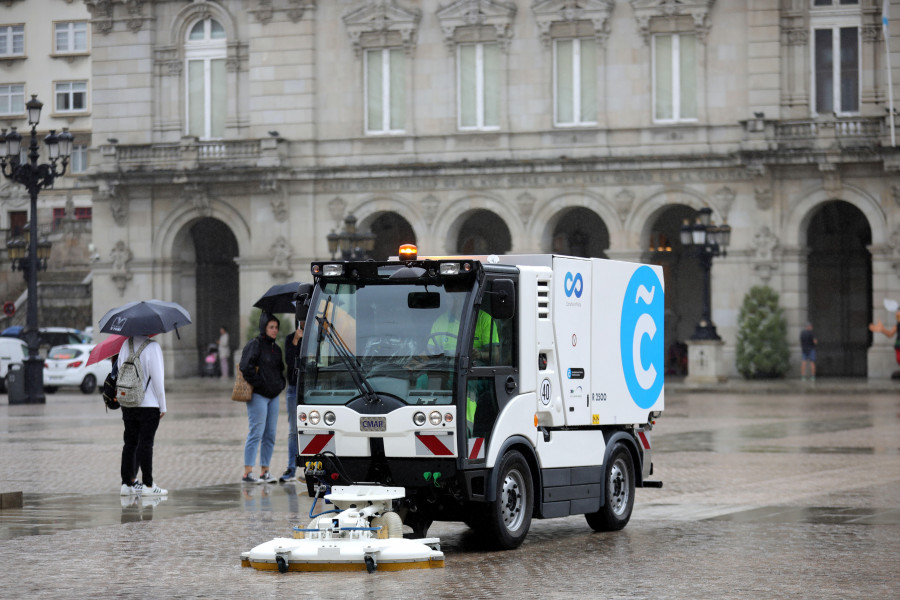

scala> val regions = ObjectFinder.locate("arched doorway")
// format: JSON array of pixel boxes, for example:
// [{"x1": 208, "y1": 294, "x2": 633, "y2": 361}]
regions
[
  {"x1": 456, "y1": 210, "x2": 511, "y2": 254},
  {"x1": 550, "y1": 207, "x2": 609, "y2": 258},
  {"x1": 191, "y1": 218, "x2": 239, "y2": 375},
  {"x1": 369, "y1": 212, "x2": 416, "y2": 260},
  {"x1": 806, "y1": 201, "x2": 872, "y2": 377},
  {"x1": 643, "y1": 204, "x2": 703, "y2": 377}
]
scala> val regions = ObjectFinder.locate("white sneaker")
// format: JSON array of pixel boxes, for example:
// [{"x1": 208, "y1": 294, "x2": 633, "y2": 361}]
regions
[
  {"x1": 143, "y1": 483, "x2": 168, "y2": 496},
  {"x1": 120, "y1": 483, "x2": 134, "y2": 496}
]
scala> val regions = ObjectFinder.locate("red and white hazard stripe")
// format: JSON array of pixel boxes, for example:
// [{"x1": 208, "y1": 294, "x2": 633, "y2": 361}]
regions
[
  {"x1": 414, "y1": 433, "x2": 454, "y2": 456},
  {"x1": 298, "y1": 432, "x2": 335, "y2": 455},
  {"x1": 468, "y1": 437, "x2": 485, "y2": 460},
  {"x1": 637, "y1": 431, "x2": 651, "y2": 450}
]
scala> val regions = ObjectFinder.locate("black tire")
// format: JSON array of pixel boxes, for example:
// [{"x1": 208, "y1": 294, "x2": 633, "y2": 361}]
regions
[
  {"x1": 80, "y1": 374, "x2": 97, "y2": 394},
  {"x1": 485, "y1": 450, "x2": 533, "y2": 550},
  {"x1": 44, "y1": 386, "x2": 58, "y2": 394},
  {"x1": 586, "y1": 444, "x2": 635, "y2": 532}
]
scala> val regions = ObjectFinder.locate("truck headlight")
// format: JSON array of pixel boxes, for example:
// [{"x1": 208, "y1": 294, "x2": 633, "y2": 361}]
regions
[
  {"x1": 429, "y1": 411, "x2": 442, "y2": 425},
  {"x1": 309, "y1": 410, "x2": 320, "y2": 425},
  {"x1": 324, "y1": 411, "x2": 336, "y2": 426},
  {"x1": 413, "y1": 412, "x2": 426, "y2": 426}
]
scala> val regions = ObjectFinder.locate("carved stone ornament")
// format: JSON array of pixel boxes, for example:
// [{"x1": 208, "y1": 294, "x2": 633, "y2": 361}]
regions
[
  {"x1": 182, "y1": 183, "x2": 212, "y2": 218},
  {"x1": 261, "y1": 181, "x2": 289, "y2": 223},
  {"x1": 328, "y1": 197, "x2": 347, "y2": 226},
  {"x1": 254, "y1": 0, "x2": 275, "y2": 25},
  {"x1": 531, "y1": 0, "x2": 615, "y2": 48},
  {"x1": 422, "y1": 194, "x2": 441, "y2": 226},
  {"x1": 613, "y1": 188, "x2": 634, "y2": 224},
  {"x1": 110, "y1": 240, "x2": 133, "y2": 296},
  {"x1": 436, "y1": 0, "x2": 518, "y2": 52},
  {"x1": 712, "y1": 186, "x2": 735, "y2": 222},
  {"x1": 97, "y1": 183, "x2": 128, "y2": 227},
  {"x1": 783, "y1": 27, "x2": 808, "y2": 47},
  {"x1": 343, "y1": 0, "x2": 422, "y2": 56},
  {"x1": 516, "y1": 192, "x2": 536, "y2": 224},
  {"x1": 751, "y1": 226, "x2": 779, "y2": 283},
  {"x1": 84, "y1": 0, "x2": 114, "y2": 35},
  {"x1": 629, "y1": 0, "x2": 717, "y2": 44},
  {"x1": 125, "y1": 0, "x2": 146, "y2": 33},
  {"x1": 754, "y1": 186, "x2": 773, "y2": 211},
  {"x1": 287, "y1": 0, "x2": 313, "y2": 23},
  {"x1": 269, "y1": 236, "x2": 293, "y2": 281}
]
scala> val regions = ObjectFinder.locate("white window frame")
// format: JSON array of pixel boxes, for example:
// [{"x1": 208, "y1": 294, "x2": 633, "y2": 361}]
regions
[
  {"x1": 810, "y1": 11, "x2": 861, "y2": 116},
  {"x1": 553, "y1": 37, "x2": 598, "y2": 127},
  {"x1": 54, "y1": 81, "x2": 88, "y2": 113},
  {"x1": 0, "y1": 83, "x2": 25, "y2": 116},
  {"x1": 0, "y1": 24, "x2": 25, "y2": 57},
  {"x1": 184, "y1": 18, "x2": 227, "y2": 140},
  {"x1": 54, "y1": 21, "x2": 88, "y2": 54},
  {"x1": 652, "y1": 33, "x2": 698, "y2": 124},
  {"x1": 70, "y1": 144, "x2": 88, "y2": 174},
  {"x1": 364, "y1": 48, "x2": 405, "y2": 134},
  {"x1": 457, "y1": 42, "x2": 500, "y2": 131}
]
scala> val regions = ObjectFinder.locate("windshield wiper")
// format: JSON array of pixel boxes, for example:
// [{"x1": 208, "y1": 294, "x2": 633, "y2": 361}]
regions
[{"x1": 316, "y1": 298, "x2": 379, "y2": 404}]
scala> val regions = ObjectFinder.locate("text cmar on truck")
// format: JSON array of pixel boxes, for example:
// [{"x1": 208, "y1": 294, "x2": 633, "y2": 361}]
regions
[{"x1": 294, "y1": 244, "x2": 664, "y2": 550}]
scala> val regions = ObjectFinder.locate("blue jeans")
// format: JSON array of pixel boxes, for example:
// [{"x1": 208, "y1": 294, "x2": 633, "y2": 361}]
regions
[
  {"x1": 285, "y1": 384, "x2": 298, "y2": 473},
  {"x1": 244, "y1": 392, "x2": 279, "y2": 468}
]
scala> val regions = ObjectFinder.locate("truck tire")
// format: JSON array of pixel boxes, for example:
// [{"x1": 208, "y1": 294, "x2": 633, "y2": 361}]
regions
[
  {"x1": 585, "y1": 444, "x2": 635, "y2": 532},
  {"x1": 485, "y1": 450, "x2": 533, "y2": 549}
]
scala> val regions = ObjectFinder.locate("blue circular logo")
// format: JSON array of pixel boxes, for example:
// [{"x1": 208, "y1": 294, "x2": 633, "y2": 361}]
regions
[
  {"x1": 564, "y1": 272, "x2": 584, "y2": 298},
  {"x1": 620, "y1": 266, "x2": 664, "y2": 409}
]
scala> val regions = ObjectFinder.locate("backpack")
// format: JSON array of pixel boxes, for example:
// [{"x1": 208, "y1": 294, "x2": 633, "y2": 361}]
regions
[{"x1": 116, "y1": 338, "x2": 153, "y2": 408}]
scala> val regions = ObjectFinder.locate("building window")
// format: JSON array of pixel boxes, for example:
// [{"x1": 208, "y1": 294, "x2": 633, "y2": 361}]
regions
[
  {"x1": 0, "y1": 84, "x2": 24, "y2": 116},
  {"x1": 813, "y1": 0, "x2": 858, "y2": 6},
  {"x1": 54, "y1": 22, "x2": 88, "y2": 54},
  {"x1": 55, "y1": 81, "x2": 87, "y2": 113},
  {"x1": 813, "y1": 26, "x2": 859, "y2": 115},
  {"x1": 52, "y1": 207, "x2": 91, "y2": 230},
  {"x1": 0, "y1": 25, "x2": 24, "y2": 57},
  {"x1": 365, "y1": 48, "x2": 405, "y2": 134},
  {"x1": 458, "y1": 43, "x2": 500, "y2": 130},
  {"x1": 70, "y1": 144, "x2": 88, "y2": 174},
  {"x1": 185, "y1": 18, "x2": 226, "y2": 140},
  {"x1": 554, "y1": 38, "x2": 597, "y2": 127},
  {"x1": 652, "y1": 33, "x2": 697, "y2": 123},
  {"x1": 9, "y1": 211, "x2": 27, "y2": 237}
]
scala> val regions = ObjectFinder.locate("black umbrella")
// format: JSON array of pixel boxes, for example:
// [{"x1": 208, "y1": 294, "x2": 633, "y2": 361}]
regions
[
  {"x1": 98, "y1": 300, "x2": 192, "y2": 338},
  {"x1": 254, "y1": 282, "x2": 314, "y2": 317}
]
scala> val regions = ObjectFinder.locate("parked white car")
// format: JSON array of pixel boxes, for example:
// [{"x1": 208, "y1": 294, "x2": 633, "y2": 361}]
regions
[
  {"x1": 0, "y1": 337, "x2": 28, "y2": 393},
  {"x1": 43, "y1": 344, "x2": 113, "y2": 394}
]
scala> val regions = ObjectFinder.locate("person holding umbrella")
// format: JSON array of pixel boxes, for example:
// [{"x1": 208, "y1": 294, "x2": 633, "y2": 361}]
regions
[
  {"x1": 98, "y1": 300, "x2": 192, "y2": 497},
  {"x1": 239, "y1": 311, "x2": 286, "y2": 484}
]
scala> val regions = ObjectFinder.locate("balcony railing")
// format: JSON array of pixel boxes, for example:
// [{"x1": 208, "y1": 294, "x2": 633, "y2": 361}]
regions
[
  {"x1": 105, "y1": 138, "x2": 281, "y2": 171},
  {"x1": 771, "y1": 116, "x2": 885, "y2": 149}
]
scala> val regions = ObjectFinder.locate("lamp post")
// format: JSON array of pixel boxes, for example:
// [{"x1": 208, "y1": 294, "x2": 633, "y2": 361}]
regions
[
  {"x1": 326, "y1": 214, "x2": 376, "y2": 260},
  {"x1": 0, "y1": 95, "x2": 73, "y2": 404},
  {"x1": 679, "y1": 207, "x2": 731, "y2": 341}
]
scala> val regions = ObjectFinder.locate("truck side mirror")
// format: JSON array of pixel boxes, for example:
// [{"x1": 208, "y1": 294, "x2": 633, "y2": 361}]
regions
[
  {"x1": 491, "y1": 278, "x2": 515, "y2": 320},
  {"x1": 295, "y1": 283, "x2": 314, "y2": 321}
]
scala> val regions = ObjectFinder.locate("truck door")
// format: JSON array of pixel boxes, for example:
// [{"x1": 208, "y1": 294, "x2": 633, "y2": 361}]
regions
[{"x1": 463, "y1": 275, "x2": 518, "y2": 463}]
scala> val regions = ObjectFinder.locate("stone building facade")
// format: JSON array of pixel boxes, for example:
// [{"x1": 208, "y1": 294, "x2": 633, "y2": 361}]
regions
[{"x1": 83, "y1": 0, "x2": 900, "y2": 379}]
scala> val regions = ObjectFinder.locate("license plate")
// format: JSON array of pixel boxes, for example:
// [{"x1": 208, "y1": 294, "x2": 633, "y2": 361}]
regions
[{"x1": 360, "y1": 416, "x2": 386, "y2": 432}]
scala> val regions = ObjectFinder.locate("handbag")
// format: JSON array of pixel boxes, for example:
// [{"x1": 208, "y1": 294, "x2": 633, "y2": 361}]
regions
[{"x1": 232, "y1": 367, "x2": 254, "y2": 402}]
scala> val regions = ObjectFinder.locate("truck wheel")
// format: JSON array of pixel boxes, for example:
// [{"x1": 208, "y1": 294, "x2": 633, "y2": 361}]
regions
[
  {"x1": 586, "y1": 444, "x2": 635, "y2": 532},
  {"x1": 485, "y1": 450, "x2": 532, "y2": 550}
]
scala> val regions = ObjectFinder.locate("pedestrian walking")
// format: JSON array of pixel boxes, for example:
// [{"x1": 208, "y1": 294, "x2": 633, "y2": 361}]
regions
[
  {"x1": 218, "y1": 326, "x2": 230, "y2": 379},
  {"x1": 800, "y1": 322, "x2": 817, "y2": 381},
  {"x1": 119, "y1": 335, "x2": 169, "y2": 496},
  {"x1": 279, "y1": 318, "x2": 304, "y2": 483},
  {"x1": 240, "y1": 312, "x2": 285, "y2": 484}
]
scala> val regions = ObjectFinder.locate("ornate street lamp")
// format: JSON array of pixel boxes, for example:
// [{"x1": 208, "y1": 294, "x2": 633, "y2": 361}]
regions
[
  {"x1": 327, "y1": 214, "x2": 376, "y2": 260},
  {"x1": 0, "y1": 95, "x2": 73, "y2": 404},
  {"x1": 679, "y1": 207, "x2": 731, "y2": 341}
]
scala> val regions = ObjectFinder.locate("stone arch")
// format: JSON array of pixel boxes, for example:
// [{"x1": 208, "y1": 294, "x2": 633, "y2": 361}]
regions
[
  {"x1": 168, "y1": 2, "x2": 239, "y2": 48},
  {"x1": 152, "y1": 199, "x2": 250, "y2": 261},
  {"x1": 528, "y1": 191, "x2": 618, "y2": 254},
  {"x1": 433, "y1": 193, "x2": 521, "y2": 254},
  {"x1": 627, "y1": 187, "x2": 713, "y2": 250},
  {"x1": 782, "y1": 184, "x2": 887, "y2": 248}
]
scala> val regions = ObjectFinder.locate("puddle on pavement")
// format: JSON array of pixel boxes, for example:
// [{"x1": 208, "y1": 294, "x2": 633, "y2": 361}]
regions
[
  {"x1": 0, "y1": 483, "x2": 314, "y2": 540},
  {"x1": 706, "y1": 505, "x2": 900, "y2": 526}
]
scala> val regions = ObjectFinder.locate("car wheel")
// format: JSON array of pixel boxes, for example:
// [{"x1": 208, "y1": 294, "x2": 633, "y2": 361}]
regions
[
  {"x1": 44, "y1": 386, "x2": 58, "y2": 394},
  {"x1": 80, "y1": 374, "x2": 97, "y2": 394}
]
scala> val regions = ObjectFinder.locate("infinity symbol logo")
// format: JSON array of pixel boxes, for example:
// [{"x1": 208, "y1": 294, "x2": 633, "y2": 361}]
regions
[{"x1": 564, "y1": 272, "x2": 584, "y2": 298}]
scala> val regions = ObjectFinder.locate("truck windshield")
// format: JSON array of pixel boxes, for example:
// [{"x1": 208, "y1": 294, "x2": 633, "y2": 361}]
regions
[{"x1": 301, "y1": 280, "x2": 468, "y2": 406}]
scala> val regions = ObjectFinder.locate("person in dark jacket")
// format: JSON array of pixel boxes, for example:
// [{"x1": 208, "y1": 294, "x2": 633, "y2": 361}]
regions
[
  {"x1": 278, "y1": 318, "x2": 304, "y2": 482},
  {"x1": 240, "y1": 312, "x2": 286, "y2": 483}
]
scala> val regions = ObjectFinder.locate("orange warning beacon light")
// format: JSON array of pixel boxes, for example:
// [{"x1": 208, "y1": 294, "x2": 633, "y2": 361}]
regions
[{"x1": 399, "y1": 244, "x2": 418, "y2": 261}]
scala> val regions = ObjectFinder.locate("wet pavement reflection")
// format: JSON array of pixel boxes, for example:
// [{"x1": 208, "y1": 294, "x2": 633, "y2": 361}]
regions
[{"x1": 0, "y1": 383, "x2": 898, "y2": 598}]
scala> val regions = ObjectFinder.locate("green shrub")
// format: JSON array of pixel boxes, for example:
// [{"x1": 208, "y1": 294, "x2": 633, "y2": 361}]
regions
[{"x1": 735, "y1": 285, "x2": 790, "y2": 379}]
